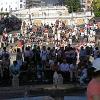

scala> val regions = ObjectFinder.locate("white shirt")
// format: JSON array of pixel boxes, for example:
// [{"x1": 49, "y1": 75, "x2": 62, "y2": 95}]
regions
[
  {"x1": 84, "y1": 30, "x2": 87, "y2": 35},
  {"x1": 40, "y1": 50, "x2": 47, "y2": 61},
  {"x1": 9, "y1": 34, "x2": 12, "y2": 38},
  {"x1": 72, "y1": 31, "x2": 76, "y2": 36},
  {"x1": 49, "y1": 60, "x2": 54, "y2": 66},
  {"x1": 5, "y1": 34, "x2": 8, "y2": 37},
  {"x1": 81, "y1": 32, "x2": 84, "y2": 37}
]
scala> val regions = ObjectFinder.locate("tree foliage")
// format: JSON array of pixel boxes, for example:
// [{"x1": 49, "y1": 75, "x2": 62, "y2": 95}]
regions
[
  {"x1": 0, "y1": 15, "x2": 22, "y2": 34},
  {"x1": 92, "y1": 0, "x2": 100, "y2": 17},
  {"x1": 64, "y1": 0, "x2": 81, "y2": 13}
]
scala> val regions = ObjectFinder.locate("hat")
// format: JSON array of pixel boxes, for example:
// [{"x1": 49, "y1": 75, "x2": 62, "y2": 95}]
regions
[{"x1": 92, "y1": 58, "x2": 100, "y2": 72}]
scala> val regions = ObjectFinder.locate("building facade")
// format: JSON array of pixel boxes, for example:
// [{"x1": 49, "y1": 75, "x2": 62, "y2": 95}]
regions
[
  {"x1": 0, "y1": 0, "x2": 26, "y2": 12},
  {"x1": 12, "y1": 6, "x2": 93, "y2": 26}
]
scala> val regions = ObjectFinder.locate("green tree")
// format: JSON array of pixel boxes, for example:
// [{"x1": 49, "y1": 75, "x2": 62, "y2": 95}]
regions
[
  {"x1": 92, "y1": 0, "x2": 100, "y2": 17},
  {"x1": 64, "y1": 0, "x2": 81, "y2": 13}
]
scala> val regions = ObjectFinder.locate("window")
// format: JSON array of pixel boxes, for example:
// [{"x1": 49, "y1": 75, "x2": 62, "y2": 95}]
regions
[
  {"x1": 1, "y1": 8, "x2": 3, "y2": 12},
  {"x1": 58, "y1": 11, "x2": 62, "y2": 16},
  {"x1": 20, "y1": 4, "x2": 22, "y2": 8},
  {"x1": 5, "y1": 8, "x2": 7, "y2": 11},
  {"x1": 10, "y1": 8, "x2": 12, "y2": 11},
  {"x1": 16, "y1": 14, "x2": 18, "y2": 16}
]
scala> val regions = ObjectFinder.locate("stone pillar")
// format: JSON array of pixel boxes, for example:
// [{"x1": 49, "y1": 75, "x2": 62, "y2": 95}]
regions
[{"x1": 12, "y1": 75, "x2": 19, "y2": 88}]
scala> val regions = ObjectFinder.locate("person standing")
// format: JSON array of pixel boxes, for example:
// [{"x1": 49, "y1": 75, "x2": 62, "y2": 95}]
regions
[
  {"x1": 87, "y1": 54, "x2": 100, "y2": 100},
  {"x1": 16, "y1": 48, "x2": 23, "y2": 68},
  {"x1": 10, "y1": 61, "x2": 20, "y2": 87},
  {"x1": 40, "y1": 46, "x2": 47, "y2": 69}
]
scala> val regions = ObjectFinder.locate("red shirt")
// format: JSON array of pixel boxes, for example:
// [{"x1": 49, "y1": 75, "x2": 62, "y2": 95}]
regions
[
  {"x1": 18, "y1": 41, "x2": 22, "y2": 48},
  {"x1": 87, "y1": 79, "x2": 100, "y2": 100}
]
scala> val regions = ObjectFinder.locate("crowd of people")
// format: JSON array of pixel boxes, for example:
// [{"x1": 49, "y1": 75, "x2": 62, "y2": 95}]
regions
[
  {"x1": 0, "y1": 42, "x2": 100, "y2": 85},
  {"x1": 0, "y1": 19, "x2": 98, "y2": 50},
  {"x1": 0, "y1": 19, "x2": 99, "y2": 86}
]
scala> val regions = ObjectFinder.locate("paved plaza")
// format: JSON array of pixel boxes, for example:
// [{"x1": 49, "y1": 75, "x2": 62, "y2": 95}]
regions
[{"x1": 6, "y1": 96, "x2": 87, "y2": 100}]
